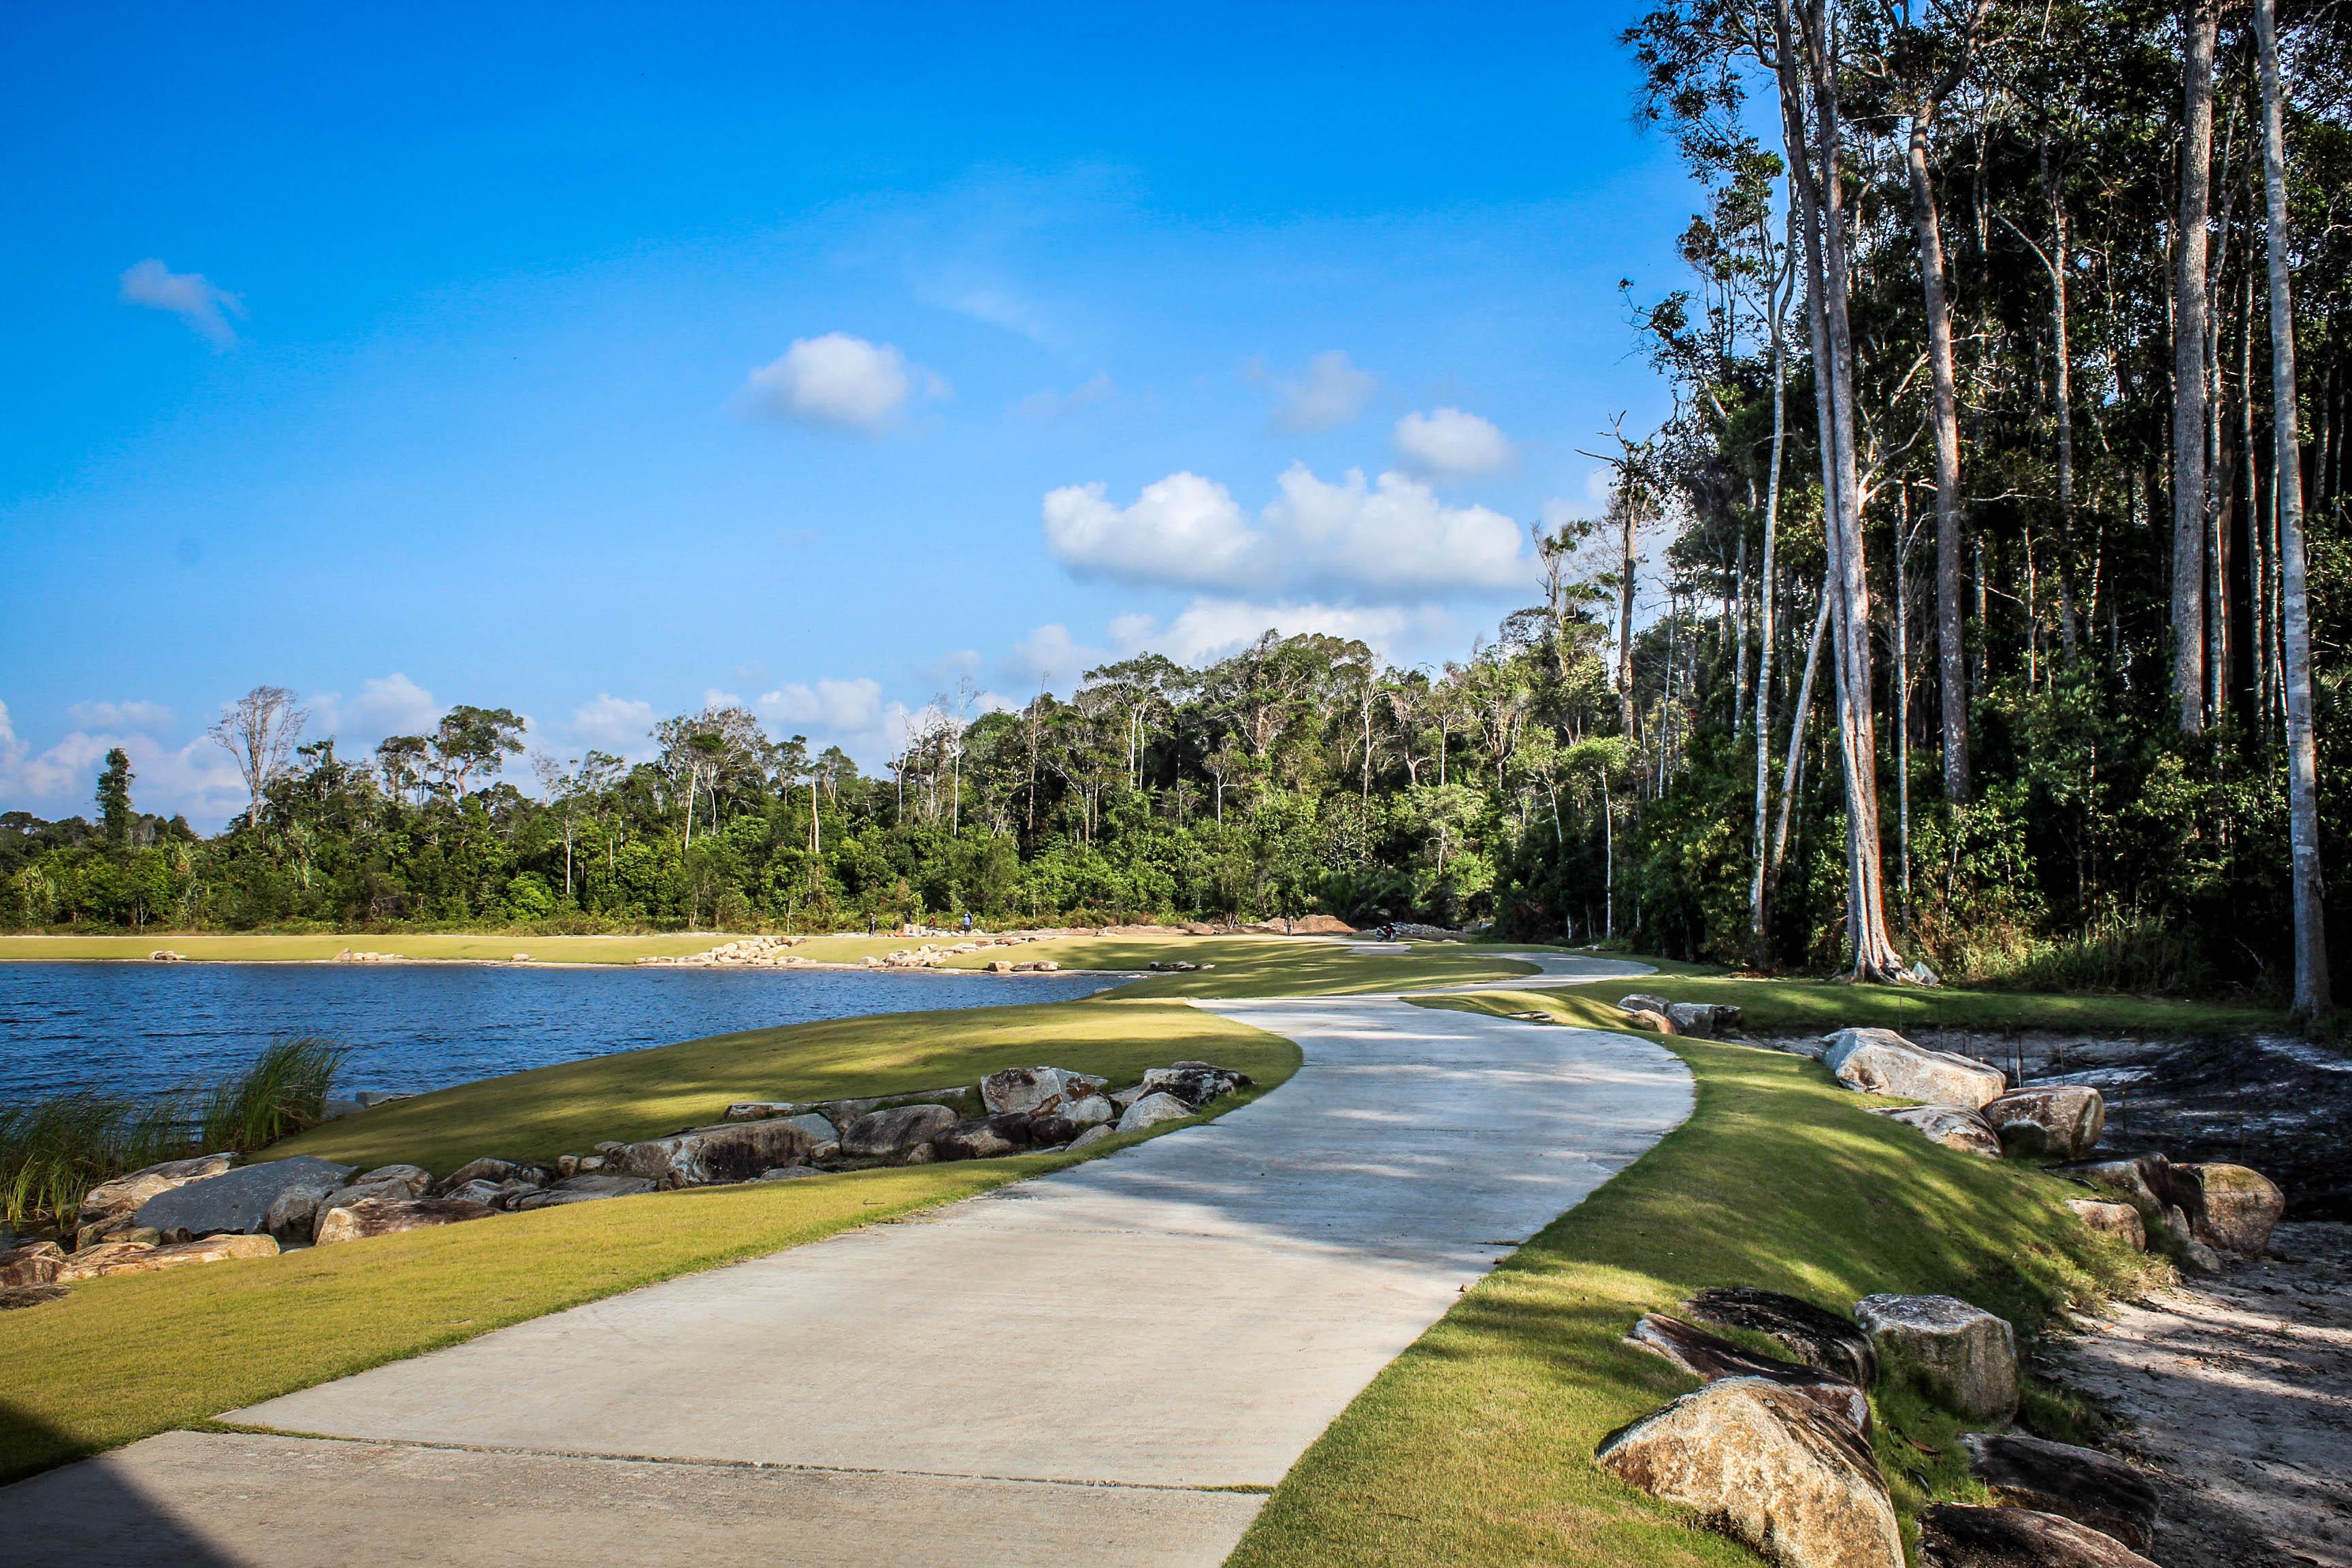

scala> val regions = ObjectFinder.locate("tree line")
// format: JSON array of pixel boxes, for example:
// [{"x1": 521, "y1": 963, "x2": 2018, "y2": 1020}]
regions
[{"x1": 5, "y1": 0, "x2": 2346, "y2": 1009}]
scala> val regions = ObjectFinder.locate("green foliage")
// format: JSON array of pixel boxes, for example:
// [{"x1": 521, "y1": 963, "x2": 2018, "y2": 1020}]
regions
[
  {"x1": 0, "y1": 1092, "x2": 195, "y2": 1234},
  {"x1": 199, "y1": 1036, "x2": 352, "y2": 1155}
]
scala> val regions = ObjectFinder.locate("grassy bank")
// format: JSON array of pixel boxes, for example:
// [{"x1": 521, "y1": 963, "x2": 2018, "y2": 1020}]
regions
[
  {"x1": 1224, "y1": 992, "x2": 2157, "y2": 1568},
  {"x1": 1534, "y1": 970, "x2": 2285, "y2": 1037},
  {"x1": 270, "y1": 994, "x2": 1289, "y2": 1177},
  {"x1": 0, "y1": 998, "x2": 1298, "y2": 1483}
]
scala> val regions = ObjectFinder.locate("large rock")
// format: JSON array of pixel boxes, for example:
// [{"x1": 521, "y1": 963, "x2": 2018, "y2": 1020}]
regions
[
  {"x1": 509, "y1": 1173, "x2": 658, "y2": 1210},
  {"x1": 1627, "y1": 1313, "x2": 1871, "y2": 1433},
  {"x1": 979, "y1": 1066, "x2": 1111, "y2": 1116},
  {"x1": 1871, "y1": 1104, "x2": 2004, "y2": 1158},
  {"x1": 135, "y1": 1157, "x2": 357, "y2": 1243},
  {"x1": 932, "y1": 1114, "x2": 1034, "y2": 1161},
  {"x1": 2055, "y1": 1154, "x2": 2179, "y2": 1221},
  {"x1": 434, "y1": 1158, "x2": 546, "y2": 1194},
  {"x1": 1665, "y1": 1002, "x2": 1743, "y2": 1037},
  {"x1": 315, "y1": 1164, "x2": 434, "y2": 1220},
  {"x1": 840, "y1": 1102, "x2": 959, "y2": 1158},
  {"x1": 1916, "y1": 1504, "x2": 2158, "y2": 1567},
  {"x1": 1618, "y1": 993, "x2": 1673, "y2": 1015},
  {"x1": 1116, "y1": 1092, "x2": 1194, "y2": 1134},
  {"x1": 1681, "y1": 1287, "x2": 1880, "y2": 1388},
  {"x1": 75, "y1": 1154, "x2": 235, "y2": 1230},
  {"x1": 1982, "y1": 1088, "x2": 2105, "y2": 1161},
  {"x1": 1137, "y1": 1062, "x2": 1252, "y2": 1109},
  {"x1": 0, "y1": 1241, "x2": 65, "y2": 1288},
  {"x1": 1824, "y1": 1029, "x2": 2008, "y2": 1109},
  {"x1": 2161, "y1": 1206, "x2": 2223, "y2": 1272},
  {"x1": 315, "y1": 1196, "x2": 497, "y2": 1243},
  {"x1": 56, "y1": 1233, "x2": 278, "y2": 1280},
  {"x1": 1962, "y1": 1433, "x2": 2159, "y2": 1550},
  {"x1": 1068, "y1": 1124, "x2": 1115, "y2": 1152},
  {"x1": 2177, "y1": 1162, "x2": 2284, "y2": 1257},
  {"x1": 619, "y1": 1118, "x2": 816, "y2": 1187},
  {"x1": 2065, "y1": 1199, "x2": 2146, "y2": 1251},
  {"x1": 1853, "y1": 1294, "x2": 2018, "y2": 1422},
  {"x1": 1063, "y1": 1094, "x2": 1115, "y2": 1127},
  {"x1": 1595, "y1": 1377, "x2": 1902, "y2": 1568}
]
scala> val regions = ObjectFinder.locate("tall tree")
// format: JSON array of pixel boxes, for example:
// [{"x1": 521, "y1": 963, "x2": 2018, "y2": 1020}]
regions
[
  {"x1": 209, "y1": 685, "x2": 308, "y2": 830},
  {"x1": 2172, "y1": 0, "x2": 2219, "y2": 734},
  {"x1": 96, "y1": 748, "x2": 134, "y2": 844},
  {"x1": 2254, "y1": 0, "x2": 2330, "y2": 1017}
]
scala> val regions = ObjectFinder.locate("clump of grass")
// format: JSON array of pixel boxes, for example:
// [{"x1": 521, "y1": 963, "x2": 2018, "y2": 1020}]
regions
[
  {"x1": 201, "y1": 1035, "x2": 351, "y2": 1154},
  {"x1": 0, "y1": 1036, "x2": 353, "y2": 1237},
  {"x1": 0, "y1": 1092, "x2": 196, "y2": 1234}
]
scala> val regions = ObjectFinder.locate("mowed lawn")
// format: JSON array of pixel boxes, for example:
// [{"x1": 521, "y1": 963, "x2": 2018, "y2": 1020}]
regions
[
  {"x1": 273, "y1": 994, "x2": 1291, "y2": 1179},
  {"x1": 0, "y1": 995, "x2": 1297, "y2": 1483},
  {"x1": 1226, "y1": 992, "x2": 2161, "y2": 1568}
]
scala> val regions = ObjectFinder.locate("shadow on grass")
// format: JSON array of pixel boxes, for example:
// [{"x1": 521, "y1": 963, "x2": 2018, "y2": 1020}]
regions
[{"x1": 0, "y1": 1401, "x2": 238, "y2": 1566}]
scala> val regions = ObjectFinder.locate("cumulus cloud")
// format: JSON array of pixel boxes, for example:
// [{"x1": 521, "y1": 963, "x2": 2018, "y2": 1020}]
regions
[
  {"x1": 1393, "y1": 407, "x2": 1514, "y2": 476},
  {"x1": 0, "y1": 699, "x2": 21, "y2": 767},
  {"x1": 997, "y1": 625, "x2": 1109, "y2": 693},
  {"x1": 569, "y1": 694, "x2": 658, "y2": 753},
  {"x1": 1109, "y1": 598, "x2": 1450, "y2": 666},
  {"x1": 1262, "y1": 350, "x2": 1376, "y2": 432},
  {"x1": 67, "y1": 700, "x2": 174, "y2": 733},
  {"x1": 119, "y1": 259, "x2": 245, "y2": 347},
  {"x1": 741, "y1": 333, "x2": 944, "y2": 433},
  {"x1": 759, "y1": 678, "x2": 885, "y2": 734},
  {"x1": 312, "y1": 673, "x2": 441, "y2": 747},
  {"x1": 2, "y1": 724, "x2": 246, "y2": 826},
  {"x1": 1017, "y1": 371, "x2": 1115, "y2": 420},
  {"x1": 1043, "y1": 463, "x2": 1533, "y2": 598}
]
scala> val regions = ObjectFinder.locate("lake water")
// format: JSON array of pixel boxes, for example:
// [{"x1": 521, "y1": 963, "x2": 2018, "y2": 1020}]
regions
[{"x1": 0, "y1": 963, "x2": 1118, "y2": 1102}]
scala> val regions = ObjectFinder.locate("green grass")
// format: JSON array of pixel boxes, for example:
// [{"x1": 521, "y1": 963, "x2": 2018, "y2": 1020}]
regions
[
  {"x1": 0, "y1": 998, "x2": 1298, "y2": 1483},
  {"x1": 1224, "y1": 992, "x2": 2160, "y2": 1568},
  {"x1": 1048, "y1": 937, "x2": 1539, "y2": 998},
  {"x1": 1547, "y1": 971, "x2": 2284, "y2": 1036},
  {"x1": 271, "y1": 994, "x2": 1290, "y2": 1178}
]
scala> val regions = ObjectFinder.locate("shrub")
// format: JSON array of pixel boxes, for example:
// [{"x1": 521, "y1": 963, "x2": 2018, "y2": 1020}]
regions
[{"x1": 200, "y1": 1035, "x2": 353, "y2": 1154}]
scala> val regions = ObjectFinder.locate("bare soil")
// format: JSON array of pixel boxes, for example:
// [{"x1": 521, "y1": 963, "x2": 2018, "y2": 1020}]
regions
[
  {"x1": 2046, "y1": 1222, "x2": 2352, "y2": 1568},
  {"x1": 1764, "y1": 1027, "x2": 2352, "y2": 1219}
]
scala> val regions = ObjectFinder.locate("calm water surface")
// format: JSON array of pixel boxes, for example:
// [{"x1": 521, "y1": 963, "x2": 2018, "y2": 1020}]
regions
[{"x1": 0, "y1": 964, "x2": 1115, "y2": 1101}]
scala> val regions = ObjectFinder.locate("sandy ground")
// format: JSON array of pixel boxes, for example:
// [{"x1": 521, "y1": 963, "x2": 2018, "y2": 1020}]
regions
[{"x1": 2047, "y1": 1221, "x2": 2352, "y2": 1568}]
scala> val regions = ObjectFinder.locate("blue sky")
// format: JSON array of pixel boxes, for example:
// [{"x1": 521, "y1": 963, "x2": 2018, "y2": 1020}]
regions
[{"x1": 1, "y1": 1, "x2": 1691, "y2": 826}]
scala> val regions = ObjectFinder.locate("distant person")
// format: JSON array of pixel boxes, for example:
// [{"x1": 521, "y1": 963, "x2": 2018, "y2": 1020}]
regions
[{"x1": 962, "y1": 912, "x2": 973, "y2": 932}]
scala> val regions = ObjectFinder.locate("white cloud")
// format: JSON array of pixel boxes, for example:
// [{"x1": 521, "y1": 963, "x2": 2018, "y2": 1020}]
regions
[
  {"x1": 1393, "y1": 407, "x2": 1515, "y2": 476},
  {"x1": 1265, "y1": 350, "x2": 1376, "y2": 432},
  {"x1": 1044, "y1": 472, "x2": 1256, "y2": 590},
  {"x1": 1112, "y1": 598, "x2": 1448, "y2": 666},
  {"x1": 67, "y1": 700, "x2": 174, "y2": 733},
  {"x1": 569, "y1": 694, "x2": 658, "y2": 752},
  {"x1": 0, "y1": 699, "x2": 21, "y2": 768},
  {"x1": 996, "y1": 625, "x2": 1107, "y2": 694},
  {"x1": 1017, "y1": 371, "x2": 1115, "y2": 420},
  {"x1": 314, "y1": 673, "x2": 440, "y2": 745},
  {"x1": 741, "y1": 333, "x2": 943, "y2": 433},
  {"x1": 1043, "y1": 463, "x2": 1533, "y2": 598},
  {"x1": 119, "y1": 259, "x2": 245, "y2": 348},
  {"x1": 2, "y1": 726, "x2": 246, "y2": 826},
  {"x1": 758, "y1": 678, "x2": 885, "y2": 735}
]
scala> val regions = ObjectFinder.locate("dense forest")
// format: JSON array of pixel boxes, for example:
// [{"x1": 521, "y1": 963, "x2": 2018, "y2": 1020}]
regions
[{"x1": 6, "y1": 0, "x2": 2347, "y2": 1009}]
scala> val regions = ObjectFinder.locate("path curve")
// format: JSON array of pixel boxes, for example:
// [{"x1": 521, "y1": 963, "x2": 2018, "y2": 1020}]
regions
[{"x1": 1, "y1": 979, "x2": 1690, "y2": 1568}]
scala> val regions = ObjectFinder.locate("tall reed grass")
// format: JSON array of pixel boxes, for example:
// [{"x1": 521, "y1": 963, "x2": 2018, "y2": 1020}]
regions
[{"x1": 0, "y1": 1034, "x2": 352, "y2": 1237}]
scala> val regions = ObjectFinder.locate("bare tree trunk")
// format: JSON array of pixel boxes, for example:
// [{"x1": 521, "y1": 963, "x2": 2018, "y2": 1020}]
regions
[
  {"x1": 1732, "y1": 529, "x2": 1750, "y2": 736},
  {"x1": 1904, "y1": 46, "x2": 1977, "y2": 802},
  {"x1": 1784, "y1": 0, "x2": 1903, "y2": 979},
  {"x1": 2255, "y1": 0, "x2": 2332, "y2": 1018},
  {"x1": 1750, "y1": 206, "x2": 1795, "y2": 939},
  {"x1": 2172, "y1": 0, "x2": 2219, "y2": 734},
  {"x1": 2043, "y1": 146, "x2": 2081, "y2": 661},
  {"x1": 1618, "y1": 484, "x2": 1640, "y2": 743},
  {"x1": 1771, "y1": 583, "x2": 1833, "y2": 885}
]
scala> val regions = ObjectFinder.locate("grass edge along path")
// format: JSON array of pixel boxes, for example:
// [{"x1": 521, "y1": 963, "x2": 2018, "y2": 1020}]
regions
[
  {"x1": 0, "y1": 997, "x2": 1298, "y2": 1484},
  {"x1": 1222, "y1": 986, "x2": 2161, "y2": 1568}
]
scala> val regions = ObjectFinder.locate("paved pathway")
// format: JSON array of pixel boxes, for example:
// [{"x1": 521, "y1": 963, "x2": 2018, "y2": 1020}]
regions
[{"x1": 1, "y1": 958, "x2": 1685, "y2": 1568}]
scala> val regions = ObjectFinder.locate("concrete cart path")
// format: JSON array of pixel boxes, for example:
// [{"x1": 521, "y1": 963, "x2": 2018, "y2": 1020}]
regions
[{"x1": 1, "y1": 988, "x2": 1692, "y2": 1568}]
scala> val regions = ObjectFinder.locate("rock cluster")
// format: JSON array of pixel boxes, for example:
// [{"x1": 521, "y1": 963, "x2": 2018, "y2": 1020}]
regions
[
  {"x1": 1604, "y1": 1284, "x2": 2158, "y2": 1568},
  {"x1": 1615, "y1": 995, "x2": 1744, "y2": 1037},
  {"x1": 2054, "y1": 1152, "x2": 2284, "y2": 1265}
]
